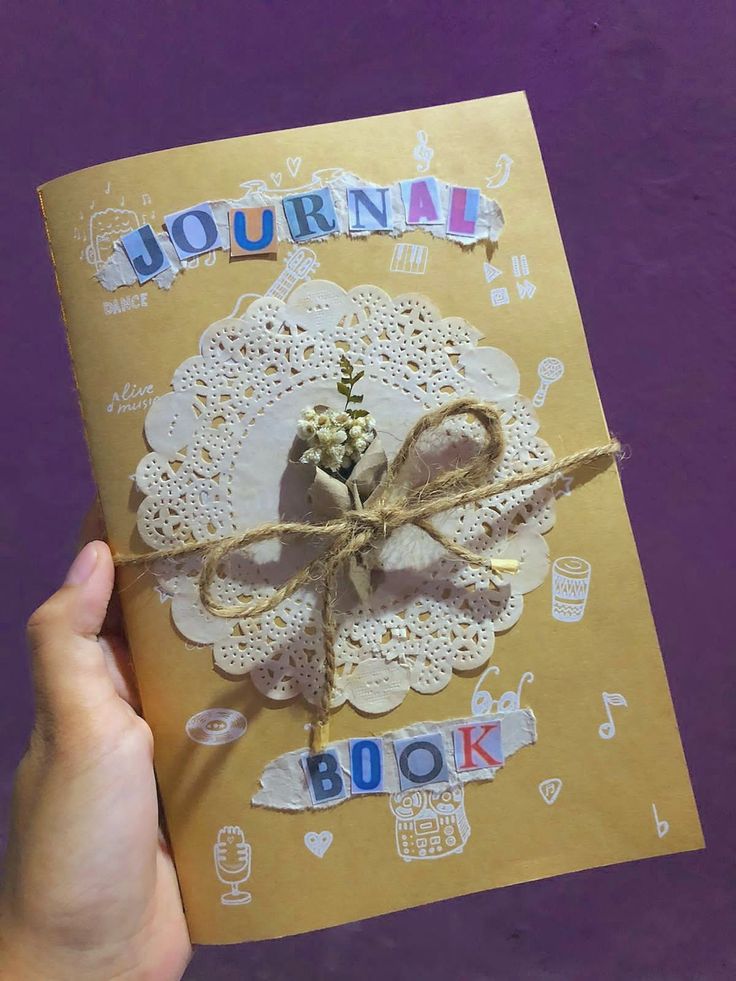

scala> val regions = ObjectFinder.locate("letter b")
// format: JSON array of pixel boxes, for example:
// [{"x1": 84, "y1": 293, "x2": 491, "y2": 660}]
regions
[{"x1": 301, "y1": 749, "x2": 347, "y2": 804}]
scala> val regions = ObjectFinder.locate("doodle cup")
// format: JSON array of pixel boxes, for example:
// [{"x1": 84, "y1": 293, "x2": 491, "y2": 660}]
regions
[{"x1": 551, "y1": 556, "x2": 591, "y2": 622}]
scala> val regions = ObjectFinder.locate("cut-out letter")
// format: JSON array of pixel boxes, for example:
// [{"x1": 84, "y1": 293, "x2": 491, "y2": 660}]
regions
[
  {"x1": 399, "y1": 177, "x2": 442, "y2": 225},
  {"x1": 453, "y1": 722, "x2": 503, "y2": 772},
  {"x1": 229, "y1": 207, "x2": 277, "y2": 257},
  {"x1": 283, "y1": 189, "x2": 338, "y2": 241},
  {"x1": 347, "y1": 186, "x2": 392, "y2": 232},
  {"x1": 164, "y1": 203, "x2": 221, "y2": 261},
  {"x1": 121, "y1": 224, "x2": 171, "y2": 284},
  {"x1": 301, "y1": 750, "x2": 347, "y2": 805},
  {"x1": 447, "y1": 186, "x2": 480, "y2": 238},
  {"x1": 394, "y1": 733, "x2": 448, "y2": 791},
  {"x1": 349, "y1": 738, "x2": 384, "y2": 794}
]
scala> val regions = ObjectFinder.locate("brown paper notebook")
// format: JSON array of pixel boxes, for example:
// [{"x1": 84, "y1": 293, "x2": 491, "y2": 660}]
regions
[{"x1": 38, "y1": 92, "x2": 702, "y2": 944}]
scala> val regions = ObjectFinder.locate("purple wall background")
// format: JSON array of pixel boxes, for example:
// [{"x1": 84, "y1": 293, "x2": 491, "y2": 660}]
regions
[{"x1": 1, "y1": 2, "x2": 733, "y2": 977}]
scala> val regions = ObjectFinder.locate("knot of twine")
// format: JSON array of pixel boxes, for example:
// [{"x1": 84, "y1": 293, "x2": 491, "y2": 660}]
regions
[{"x1": 115, "y1": 397, "x2": 620, "y2": 751}]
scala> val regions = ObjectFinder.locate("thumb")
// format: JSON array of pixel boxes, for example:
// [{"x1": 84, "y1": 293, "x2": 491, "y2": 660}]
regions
[{"x1": 26, "y1": 541, "x2": 119, "y2": 738}]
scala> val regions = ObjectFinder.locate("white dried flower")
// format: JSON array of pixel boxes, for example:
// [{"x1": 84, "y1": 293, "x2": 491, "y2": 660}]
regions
[
  {"x1": 300, "y1": 447, "x2": 322, "y2": 465},
  {"x1": 298, "y1": 401, "x2": 376, "y2": 474}
]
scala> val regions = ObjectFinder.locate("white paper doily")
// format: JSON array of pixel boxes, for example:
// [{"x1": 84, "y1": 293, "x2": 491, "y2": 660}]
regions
[{"x1": 135, "y1": 281, "x2": 555, "y2": 712}]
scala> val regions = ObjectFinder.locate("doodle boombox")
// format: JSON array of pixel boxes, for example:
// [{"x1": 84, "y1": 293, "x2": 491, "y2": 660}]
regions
[{"x1": 390, "y1": 786, "x2": 470, "y2": 861}]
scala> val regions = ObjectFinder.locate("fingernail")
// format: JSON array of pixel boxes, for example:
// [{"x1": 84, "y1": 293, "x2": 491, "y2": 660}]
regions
[{"x1": 65, "y1": 542, "x2": 99, "y2": 586}]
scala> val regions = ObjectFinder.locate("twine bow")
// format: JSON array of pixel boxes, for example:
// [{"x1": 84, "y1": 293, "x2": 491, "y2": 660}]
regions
[{"x1": 115, "y1": 397, "x2": 620, "y2": 751}]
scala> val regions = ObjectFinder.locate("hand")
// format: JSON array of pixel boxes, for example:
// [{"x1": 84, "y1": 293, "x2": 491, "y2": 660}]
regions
[{"x1": 0, "y1": 538, "x2": 192, "y2": 980}]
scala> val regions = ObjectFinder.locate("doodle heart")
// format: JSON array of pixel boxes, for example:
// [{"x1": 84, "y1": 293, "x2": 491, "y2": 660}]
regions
[
  {"x1": 286, "y1": 157, "x2": 302, "y2": 178},
  {"x1": 304, "y1": 831, "x2": 333, "y2": 858}
]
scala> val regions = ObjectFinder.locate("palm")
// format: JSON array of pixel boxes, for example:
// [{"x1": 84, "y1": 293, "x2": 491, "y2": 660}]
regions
[{"x1": 2, "y1": 532, "x2": 192, "y2": 981}]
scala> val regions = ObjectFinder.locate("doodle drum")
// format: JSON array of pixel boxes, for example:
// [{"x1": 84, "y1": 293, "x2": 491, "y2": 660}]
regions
[{"x1": 551, "y1": 556, "x2": 591, "y2": 622}]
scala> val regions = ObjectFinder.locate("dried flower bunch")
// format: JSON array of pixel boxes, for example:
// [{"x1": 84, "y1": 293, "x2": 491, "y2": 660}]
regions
[{"x1": 297, "y1": 357, "x2": 376, "y2": 477}]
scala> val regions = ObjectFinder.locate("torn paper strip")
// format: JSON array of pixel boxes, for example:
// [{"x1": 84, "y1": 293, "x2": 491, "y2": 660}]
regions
[
  {"x1": 252, "y1": 709, "x2": 536, "y2": 811},
  {"x1": 96, "y1": 170, "x2": 504, "y2": 291}
]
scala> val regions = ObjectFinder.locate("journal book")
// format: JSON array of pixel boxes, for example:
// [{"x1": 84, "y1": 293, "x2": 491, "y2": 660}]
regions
[{"x1": 38, "y1": 92, "x2": 702, "y2": 944}]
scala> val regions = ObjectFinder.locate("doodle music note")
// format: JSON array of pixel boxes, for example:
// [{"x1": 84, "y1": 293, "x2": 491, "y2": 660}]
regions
[
  {"x1": 142, "y1": 193, "x2": 151, "y2": 205},
  {"x1": 120, "y1": 196, "x2": 125, "y2": 207},
  {"x1": 651, "y1": 802, "x2": 669, "y2": 838},
  {"x1": 413, "y1": 130, "x2": 433, "y2": 173},
  {"x1": 598, "y1": 692, "x2": 628, "y2": 739},
  {"x1": 105, "y1": 181, "x2": 111, "y2": 194}
]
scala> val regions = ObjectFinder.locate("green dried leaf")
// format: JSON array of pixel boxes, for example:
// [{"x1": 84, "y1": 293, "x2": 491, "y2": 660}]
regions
[
  {"x1": 351, "y1": 409, "x2": 369, "y2": 418},
  {"x1": 353, "y1": 371, "x2": 365, "y2": 383},
  {"x1": 337, "y1": 382, "x2": 351, "y2": 397},
  {"x1": 349, "y1": 393, "x2": 364, "y2": 404}
]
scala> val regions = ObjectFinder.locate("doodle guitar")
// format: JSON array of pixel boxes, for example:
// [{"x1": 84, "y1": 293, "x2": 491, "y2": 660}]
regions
[{"x1": 390, "y1": 786, "x2": 470, "y2": 861}]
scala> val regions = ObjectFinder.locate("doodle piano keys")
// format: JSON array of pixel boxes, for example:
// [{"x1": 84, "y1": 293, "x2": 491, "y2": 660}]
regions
[{"x1": 390, "y1": 242, "x2": 429, "y2": 275}]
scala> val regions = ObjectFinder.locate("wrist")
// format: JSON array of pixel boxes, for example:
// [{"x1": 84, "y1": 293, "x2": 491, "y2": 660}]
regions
[{"x1": 0, "y1": 917, "x2": 134, "y2": 981}]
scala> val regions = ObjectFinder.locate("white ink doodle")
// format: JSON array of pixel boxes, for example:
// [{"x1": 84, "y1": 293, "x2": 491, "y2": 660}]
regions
[
  {"x1": 214, "y1": 826, "x2": 252, "y2": 905},
  {"x1": 390, "y1": 242, "x2": 429, "y2": 275},
  {"x1": 483, "y1": 261, "x2": 503, "y2": 283},
  {"x1": 516, "y1": 279, "x2": 537, "y2": 300},
  {"x1": 553, "y1": 475, "x2": 574, "y2": 498},
  {"x1": 228, "y1": 245, "x2": 320, "y2": 319},
  {"x1": 185, "y1": 708, "x2": 247, "y2": 746},
  {"x1": 552, "y1": 556, "x2": 591, "y2": 622},
  {"x1": 304, "y1": 831, "x2": 333, "y2": 858},
  {"x1": 486, "y1": 152, "x2": 513, "y2": 189},
  {"x1": 533, "y1": 357, "x2": 564, "y2": 408},
  {"x1": 390, "y1": 786, "x2": 470, "y2": 862},
  {"x1": 106, "y1": 381, "x2": 155, "y2": 414},
  {"x1": 85, "y1": 207, "x2": 140, "y2": 270},
  {"x1": 490, "y1": 286, "x2": 510, "y2": 307},
  {"x1": 598, "y1": 692, "x2": 628, "y2": 740},
  {"x1": 538, "y1": 778, "x2": 563, "y2": 805},
  {"x1": 471, "y1": 665, "x2": 534, "y2": 717},
  {"x1": 286, "y1": 156, "x2": 302, "y2": 178},
  {"x1": 413, "y1": 129, "x2": 434, "y2": 173},
  {"x1": 652, "y1": 802, "x2": 669, "y2": 838},
  {"x1": 511, "y1": 255, "x2": 529, "y2": 277}
]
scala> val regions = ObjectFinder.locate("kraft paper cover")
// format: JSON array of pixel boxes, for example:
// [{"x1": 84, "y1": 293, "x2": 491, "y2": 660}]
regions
[{"x1": 38, "y1": 93, "x2": 702, "y2": 944}]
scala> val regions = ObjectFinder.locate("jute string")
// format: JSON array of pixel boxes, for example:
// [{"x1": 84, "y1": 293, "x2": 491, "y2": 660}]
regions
[{"x1": 114, "y1": 398, "x2": 620, "y2": 750}]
